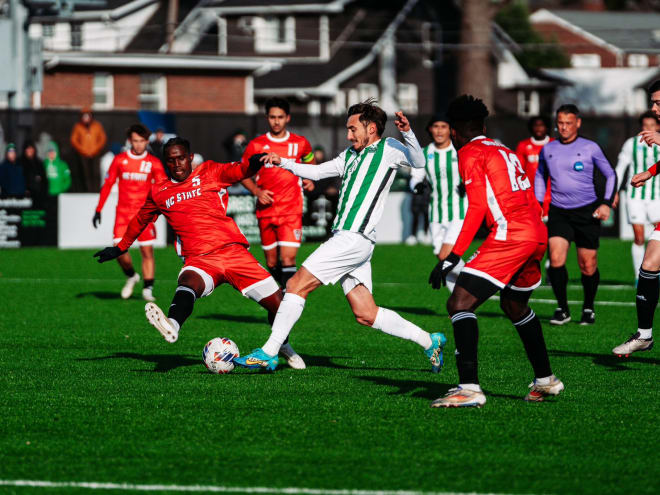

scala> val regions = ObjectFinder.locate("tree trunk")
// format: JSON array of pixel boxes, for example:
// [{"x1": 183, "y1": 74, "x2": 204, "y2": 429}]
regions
[{"x1": 458, "y1": 0, "x2": 494, "y2": 111}]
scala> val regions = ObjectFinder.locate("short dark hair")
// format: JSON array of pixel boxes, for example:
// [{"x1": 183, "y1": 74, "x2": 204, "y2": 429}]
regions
[
  {"x1": 347, "y1": 98, "x2": 387, "y2": 136},
  {"x1": 556, "y1": 104, "x2": 580, "y2": 117},
  {"x1": 648, "y1": 79, "x2": 660, "y2": 94},
  {"x1": 639, "y1": 110, "x2": 659, "y2": 125},
  {"x1": 163, "y1": 137, "x2": 190, "y2": 157},
  {"x1": 527, "y1": 115, "x2": 550, "y2": 133},
  {"x1": 127, "y1": 123, "x2": 151, "y2": 140},
  {"x1": 446, "y1": 94, "x2": 489, "y2": 136},
  {"x1": 265, "y1": 97, "x2": 290, "y2": 115}
]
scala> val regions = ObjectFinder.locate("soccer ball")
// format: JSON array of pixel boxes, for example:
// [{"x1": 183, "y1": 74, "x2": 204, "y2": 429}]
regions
[{"x1": 202, "y1": 337, "x2": 239, "y2": 374}]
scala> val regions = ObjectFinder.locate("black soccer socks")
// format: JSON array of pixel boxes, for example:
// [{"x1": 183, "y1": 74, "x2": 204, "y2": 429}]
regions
[
  {"x1": 513, "y1": 310, "x2": 553, "y2": 379},
  {"x1": 637, "y1": 269, "x2": 660, "y2": 329},
  {"x1": 280, "y1": 265, "x2": 297, "y2": 288},
  {"x1": 122, "y1": 266, "x2": 136, "y2": 278},
  {"x1": 548, "y1": 265, "x2": 569, "y2": 312},
  {"x1": 581, "y1": 269, "x2": 599, "y2": 311},
  {"x1": 144, "y1": 278, "x2": 154, "y2": 289},
  {"x1": 168, "y1": 286, "x2": 196, "y2": 328},
  {"x1": 451, "y1": 311, "x2": 479, "y2": 384},
  {"x1": 268, "y1": 264, "x2": 282, "y2": 286}
]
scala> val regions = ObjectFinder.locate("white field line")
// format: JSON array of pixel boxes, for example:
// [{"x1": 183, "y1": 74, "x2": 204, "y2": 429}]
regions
[
  {"x1": 0, "y1": 480, "x2": 532, "y2": 495},
  {"x1": 491, "y1": 296, "x2": 635, "y2": 307},
  {"x1": 376, "y1": 283, "x2": 634, "y2": 291}
]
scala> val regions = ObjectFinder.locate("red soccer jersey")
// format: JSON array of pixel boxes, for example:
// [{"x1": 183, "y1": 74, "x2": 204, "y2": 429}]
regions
[
  {"x1": 452, "y1": 137, "x2": 546, "y2": 257},
  {"x1": 242, "y1": 131, "x2": 314, "y2": 218},
  {"x1": 516, "y1": 136, "x2": 553, "y2": 215},
  {"x1": 117, "y1": 161, "x2": 251, "y2": 257},
  {"x1": 96, "y1": 150, "x2": 167, "y2": 216}
]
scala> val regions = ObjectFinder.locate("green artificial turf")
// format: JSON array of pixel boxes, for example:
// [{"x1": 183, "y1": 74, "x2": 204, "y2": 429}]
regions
[{"x1": 1, "y1": 239, "x2": 658, "y2": 494}]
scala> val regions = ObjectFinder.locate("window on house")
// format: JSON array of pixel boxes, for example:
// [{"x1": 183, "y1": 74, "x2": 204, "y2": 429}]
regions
[
  {"x1": 139, "y1": 74, "x2": 166, "y2": 111},
  {"x1": 397, "y1": 83, "x2": 418, "y2": 114},
  {"x1": 517, "y1": 90, "x2": 540, "y2": 117},
  {"x1": 42, "y1": 24, "x2": 54, "y2": 38},
  {"x1": 254, "y1": 16, "x2": 295, "y2": 53},
  {"x1": 628, "y1": 54, "x2": 649, "y2": 67},
  {"x1": 570, "y1": 53, "x2": 601, "y2": 68},
  {"x1": 70, "y1": 23, "x2": 82, "y2": 50},
  {"x1": 92, "y1": 73, "x2": 113, "y2": 110}
]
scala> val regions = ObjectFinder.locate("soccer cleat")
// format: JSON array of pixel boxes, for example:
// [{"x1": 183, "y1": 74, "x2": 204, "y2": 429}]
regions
[
  {"x1": 549, "y1": 308, "x2": 571, "y2": 325},
  {"x1": 142, "y1": 287, "x2": 156, "y2": 302},
  {"x1": 612, "y1": 332, "x2": 654, "y2": 357},
  {"x1": 525, "y1": 375, "x2": 564, "y2": 402},
  {"x1": 145, "y1": 302, "x2": 178, "y2": 343},
  {"x1": 430, "y1": 386, "x2": 486, "y2": 408},
  {"x1": 279, "y1": 342, "x2": 306, "y2": 369},
  {"x1": 120, "y1": 273, "x2": 140, "y2": 300},
  {"x1": 579, "y1": 309, "x2": 595, "y2": 325},
  {"x1": 233, "y1": 348, "x2": 278, "y2": 371},
  {"x1": 424, "y1": 332, "x2": 447, "y2": 373}
]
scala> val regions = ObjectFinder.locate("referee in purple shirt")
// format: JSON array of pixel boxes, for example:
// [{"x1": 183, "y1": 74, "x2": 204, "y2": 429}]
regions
[{"x1": 535, "y1": 104, "x2": 617, "y2": 326}]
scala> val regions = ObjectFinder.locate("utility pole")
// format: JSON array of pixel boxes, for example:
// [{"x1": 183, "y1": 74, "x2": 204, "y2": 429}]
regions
[
  {"x1": 458, "y1": 0, "x2": 494, "y2": 111},
  {"x1": 166, "y1": 0, "x2": 179, "y2": 52}
]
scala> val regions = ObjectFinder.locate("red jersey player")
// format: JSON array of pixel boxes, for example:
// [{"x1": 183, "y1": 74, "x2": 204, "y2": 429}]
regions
[
  {"x1": 428, "y1": 95, "x2": 563, "y2": 408},
  {"x1": 515, "y1": 116, "x2": 553, "y2": 220},
  {"x1": 93, "y1": 137, "x2": 305, "y2": 369},
  {"x1": 241, "y1": 97, "x2": 315, "y2": 288},
  {"x1": 93, "y1": 124, "x2": 167, "y2": 301}
]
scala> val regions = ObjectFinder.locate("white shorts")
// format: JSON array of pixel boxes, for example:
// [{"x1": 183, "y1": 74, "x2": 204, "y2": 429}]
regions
[
  {"x1": 430, "y1": 221, "x2": 464, "y2": 255},
  {"x1": 627, "y1": 199, "x2": 660, "y2": 225},
  {"x1": 302, "y1": 230, "x2": 375, "y2": 295}
]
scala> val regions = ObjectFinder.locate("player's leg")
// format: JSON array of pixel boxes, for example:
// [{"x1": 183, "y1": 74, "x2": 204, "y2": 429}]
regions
[
  {"x1": 139, "y1": 245, "x2": 156, "y2": 302},
  {"x1": 613, "y1": 237, "x2": 660, "y2": 356},
  {"x1": 632, "y1": 224, "x2": 646, "y2": 280},
  {"x1": 547, "y1": 236, "x2": 571, "y2": 324},
  {"x1": 279, "y1": 245, "x2": 298, "y2": 288},
  {"x1": 438, "y1": 221, "x2": 466, "y2": 292},
  {"x1": 259, "y1": 217, "x2": 281, "y2": 282},
  {"x1": 276, "y1": 215, "x2": 303, "y2": 288},
  {"x1": 114, "y1": 218, "x2": 140, "y2": 299},
  {"x1": 576, "y1": 247, "x2": 598, "y2": 325},
  {"x1": 628, "y1": 199, "x2": 647, "y2": 280}
]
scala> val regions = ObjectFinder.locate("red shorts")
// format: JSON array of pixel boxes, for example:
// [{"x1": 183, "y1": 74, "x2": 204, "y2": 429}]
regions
[
  {"x1": 180, "y1": 244, "x2": 279, "y2": 301},
  {"x1": 114, "y1": 214, "x2": 156, "y2": 245},
  {"x1": 462, "y1": 237, "x2": 547, "y2": 290},
  {"x1": 258, "y1": 214, "x2": 302, "y2": 251}
]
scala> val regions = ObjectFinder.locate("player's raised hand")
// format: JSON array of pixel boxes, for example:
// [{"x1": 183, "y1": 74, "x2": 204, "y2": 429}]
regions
[
  {"x1": 262, "y1": 152, "x2": 282, "y2": 165},
  {"x1": 256, "y1": 188, "x2": 274, "y2": 205},
  {"x1": 92, "y1": 211, "x2": 101, "y2": 229},
  {"x1": 394, "y1": 111, "x2": 411, "y2": 132},
  {"x1": 631, "y1": 170, "x2": 652, "y2": 188},
  {"x1": 638, "y1": 130, "x2": 660, "y2": 147},
  {"x1": 93, "y1": 246, "x2": 126, "y2": 263}
]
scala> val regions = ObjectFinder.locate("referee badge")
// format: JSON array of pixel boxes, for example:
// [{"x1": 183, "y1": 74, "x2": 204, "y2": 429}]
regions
[{"x1": 573, "y1": 161, "x2": 584, "y2": 171}]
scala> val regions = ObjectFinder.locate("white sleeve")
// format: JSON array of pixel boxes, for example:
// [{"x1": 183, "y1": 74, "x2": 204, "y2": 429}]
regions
[
  {"x1": 615, "y1": 138, "x2": 633, "y2": 190},
  {"x1": 401, "y1": 129, "x2": 425, "y2": 168},
  {"x1": 409, "y1": 166, "x2": 427, "y2": 191},
  {"x1": 279, "y1": 153, "x2": 345, "y2": 180}
]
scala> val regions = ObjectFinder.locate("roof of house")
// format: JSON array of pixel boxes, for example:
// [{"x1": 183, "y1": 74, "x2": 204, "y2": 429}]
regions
[{"x1": 532, "y1": 9, "x2": 660, "y2": 53}]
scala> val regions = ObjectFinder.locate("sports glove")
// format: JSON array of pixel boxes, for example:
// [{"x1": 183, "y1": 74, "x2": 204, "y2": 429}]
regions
[
  {"x1": 92, "y1": 211, "x2": 101, "y2": 229},
  {"x1": 428, "y1": 252, "x2": 461, "y2": 290},
  {"x1": 248, "y1": 153, "x2": 268, "y2": 171},
  {"x1": 456, "y1": 182, "x2": 466, "y2": 198},
  {"x1": 93, "y1": 246, "x2": 126, "y2": 263}
]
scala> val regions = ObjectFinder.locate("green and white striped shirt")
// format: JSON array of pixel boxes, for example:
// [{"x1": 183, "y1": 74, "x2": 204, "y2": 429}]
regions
[
  {"x1": 280, "y1": 129, "x2": 425, "y2": 240},
  {"x1": 411, "y1": 143, "x2": 466, "y2": 223},
  {"x1": 616, "y1": 136, "x2": 660, "y2": 201}
]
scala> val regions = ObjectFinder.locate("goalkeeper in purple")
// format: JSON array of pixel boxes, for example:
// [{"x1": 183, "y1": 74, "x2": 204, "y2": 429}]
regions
[{"x1": 535, "y1": 104, "x2": 616, "y2": 327}]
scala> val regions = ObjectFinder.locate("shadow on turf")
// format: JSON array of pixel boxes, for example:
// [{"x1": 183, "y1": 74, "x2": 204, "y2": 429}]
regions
[
  {"x1": 388, "y1": 306, "x2": 439, "y2": 316},
  {"x1": 198, "y1": 313, "x2": 267, "y2": 324},
  {"x1": 549, "y1": 349, "x2": 660, "y2": 371},
  {"x1": 75, "y1": 291, "x2": 122, "y2": 299},
  {"x1": 77, "y1": 352, "x2": 199, "y2": 372}
]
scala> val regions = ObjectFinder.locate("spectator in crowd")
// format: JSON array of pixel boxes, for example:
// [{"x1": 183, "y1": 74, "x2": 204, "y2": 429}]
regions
[
  {"x1": 224, "y1": 129, "x2": 248, "y2": 162},
  {"x1": 70, "y1": 108, "x2": 107, "y2": 192},
  {"x1": 44, "y1": 141, "x2": 72, "y2": 196},
  {"x1": 0, "y1": 143, "x2": 26, "y2": 197},
  {"x1": 406, "y1": 177, "x2": 430, "y2": 245},
  {"x1": 148, "y1": 127, "x2": 167, "y2": 162},
  {"x1": 20, "y1": 141, "x2": 47, "y2": 201}
]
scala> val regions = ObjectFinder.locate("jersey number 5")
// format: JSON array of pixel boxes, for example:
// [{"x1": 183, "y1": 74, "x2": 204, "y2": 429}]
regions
[{"x1": 499, "y1": 150, "x2": 530, "y2": 192}]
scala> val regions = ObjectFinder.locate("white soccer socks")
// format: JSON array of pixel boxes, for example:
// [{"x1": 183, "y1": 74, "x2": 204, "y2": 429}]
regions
[
  {"x1": 262, "y1": 293, "x2": 306, "y2": 356},
  {"x1": 371, "y1": 307, "x2": 432, "y2": 349},
  {"x1": 632, "y1": 243, "x2": 645, "y2": 277}
]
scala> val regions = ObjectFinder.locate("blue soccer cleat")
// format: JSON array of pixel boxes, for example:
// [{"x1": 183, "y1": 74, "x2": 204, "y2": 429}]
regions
[
  {"x1": 424, "y1": 332, "x2": 447, "y2": 373},
  {"x1": 233, "y1": 348, "x2": 278, "y2": 371}
]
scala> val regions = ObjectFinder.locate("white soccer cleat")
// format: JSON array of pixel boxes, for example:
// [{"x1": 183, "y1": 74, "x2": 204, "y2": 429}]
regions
[
  {"x1": 525, "y1": 375, "x2": 564, "y2": 402},
  {"x1": 430, "y1": 387, "x2": 486, "y2": 408},
  {"x1": 142, "y1": 287, "x2": 156, "y2": 302},
  {"x1": 612, "y1": 332, "x2": 654, "y2": 357},
  {"x1": 121, "y1": 273, "x2": 141, "y2": 300},
  {"x1": 145, "y1": 302, "x2": 178, "y2": 343},
  {"x1": 279, "y1": 342, "x2": 306, "y2": 369}
]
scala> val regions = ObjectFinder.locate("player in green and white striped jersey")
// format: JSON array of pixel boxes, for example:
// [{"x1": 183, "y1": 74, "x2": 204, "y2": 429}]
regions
[
  {"x1": 234, "y1": 101, "x2": 447, "y2": 373},
  {"x1": 410, "y1": 114, "x2": 466, "y2": 291},
  {"x1": 614, "y1": 111, "x2": 660, "y2": 277}
]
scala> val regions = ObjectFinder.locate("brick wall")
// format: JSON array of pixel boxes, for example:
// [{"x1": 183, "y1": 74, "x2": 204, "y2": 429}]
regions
[
  {"x1": 42, "y1": 72, "x2": 93, "y2": 108},
  {"x1": 166, "y1": 74, "x2": 246, "y2": 112},
  {"x1": 113, "y1": 74, "x2": 140, "y2": 109},
  {"x1": 533, "y1": 22, "x2": 620, "y2": 67}
]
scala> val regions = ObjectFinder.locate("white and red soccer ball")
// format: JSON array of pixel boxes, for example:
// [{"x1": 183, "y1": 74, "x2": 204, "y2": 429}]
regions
[{"x1": 202, "y1": 338, "x2": 239, "y2": 374}]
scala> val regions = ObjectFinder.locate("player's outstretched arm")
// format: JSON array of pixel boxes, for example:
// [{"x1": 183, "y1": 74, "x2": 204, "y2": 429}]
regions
[
  {"x1": 395, "y1": 111, "x2": 424, "y2": 169},
  {"x1": 631, "y1": 170, "x2": 653, "y2": 188},
  {"x1": 93, "y1": 246, "x2": 126, "y2": 263},
  {"x1": 276, "y1": 154, "x2": 344, "y2": 181}
]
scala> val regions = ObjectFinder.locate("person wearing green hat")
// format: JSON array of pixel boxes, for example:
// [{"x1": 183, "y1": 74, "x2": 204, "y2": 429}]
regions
[
  {"x1": 0, "y1": 143, "x2": 26, "y2": 197},
  {"x1": 44, "y1": 141, "x2": 72, "y2": 196}
]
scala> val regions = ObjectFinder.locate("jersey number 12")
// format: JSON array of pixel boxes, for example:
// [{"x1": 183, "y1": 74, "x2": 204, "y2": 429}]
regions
[{"x1": 499, "y1": 150, "x2": 530, "y2": 192}]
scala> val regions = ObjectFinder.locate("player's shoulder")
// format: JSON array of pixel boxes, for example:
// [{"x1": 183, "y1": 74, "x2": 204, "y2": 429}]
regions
[
  {"x1": 288, "y1": 132, "x2": 310, "y2": 144},
  {"x1": 248, "y1": 134, "x2": 269, "y2": 147},
  {"x1": 384, "y1": 136, "x2": 408, "y2": 154},
  {"x1": 145, "y1": 152, "x2": 162, "y2": 164},
  {"x1": 543, "y1": 139, "x2": 562, "y2": 152}
]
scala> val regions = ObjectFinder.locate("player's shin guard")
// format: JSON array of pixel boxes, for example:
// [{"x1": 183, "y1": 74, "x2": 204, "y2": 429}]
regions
[
  {"x1": 168, "y1": 286, "x2": 196, "y2": 329},
  {"x1": 280, "y1": 265, "x2": 297, "y2": 288},
  {"x1": 637, "y1": 268, "x2": 660, "y2": 330},
  {"x1": 451, "y1": 311, "x2": 479, "y2": 384},
  {"x1": 513, "y1": 309, "x2": 552, "y2": 379},
  {"x1": 581, "y1": 269, "x2": 599, "y2": 311},
  {"x1": 548, "y1": 265, "x2": 569, "y2": 311},
  {"x1": 371, "y1": 307, "x2": 432, "y2": 349},
  {"x1": 262, "y1": 293, "x2": 306, "y2": 356}
]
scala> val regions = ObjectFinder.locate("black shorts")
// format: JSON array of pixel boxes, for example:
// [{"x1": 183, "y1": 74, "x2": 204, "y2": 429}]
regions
[{"x1": 546, "y1": 203, "x2": 601, "y2": 249}]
